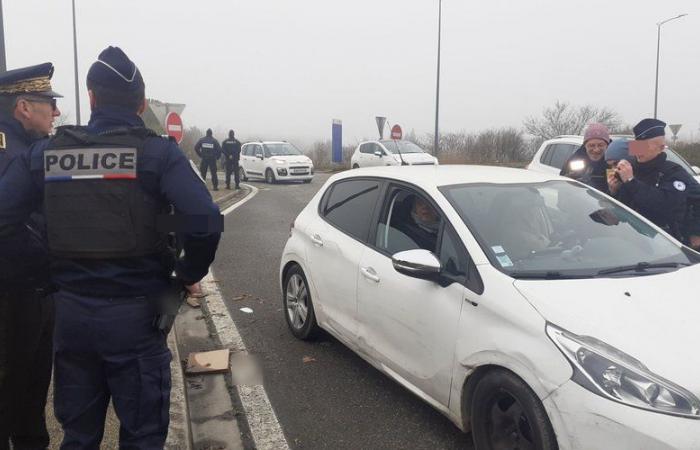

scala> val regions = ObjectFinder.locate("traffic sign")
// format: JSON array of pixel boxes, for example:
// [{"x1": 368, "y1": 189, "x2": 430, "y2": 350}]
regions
[
  {"x1": 391, "y1": 124, "x2": 402, "y2": 140},
  {"x1": 165, "y1": 112, "x2": 184, "y2": 144},
  {"x1": 375, "y1": 116, "x2": 387, "y2": 139}
]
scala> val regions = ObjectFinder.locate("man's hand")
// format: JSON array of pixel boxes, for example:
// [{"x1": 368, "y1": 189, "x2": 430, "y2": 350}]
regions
[
  {"x1": 607, "y1": 172, "x2": 622, "y2": 194},
  {"x1": 616, "y1": 160, "x2": 634, "y2": 183},
  {"x1": 186, "y1": 282, "x2": 206, "y2": 298}
]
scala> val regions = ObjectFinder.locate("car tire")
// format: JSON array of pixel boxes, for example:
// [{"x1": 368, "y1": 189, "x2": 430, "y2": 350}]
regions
[
  {"x1": 352, "y1": 164, "x2": 360, "y2": 169},
  {"x1": 240, "y1": 167, "x2": 248, "y2": 182},
  {"x1": 283, "y1": 265, "x2": 320, "y2": 340},
  {"x1": 265, "y1": 168, "x2": 276, "y2": 184},
  {"x1": 471, "y1": 369, "x2": 558, "y2": 450}
]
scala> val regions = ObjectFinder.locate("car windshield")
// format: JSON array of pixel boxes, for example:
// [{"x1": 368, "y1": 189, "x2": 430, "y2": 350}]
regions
[
  {"x1": 665, "y1": 148, "x2": 695, "y2": 175},
  {"x1": 379, "y1": 140, "x2": 425, "y2": 154},
  {"x1": 441, "y1": 181, "x2": 697, "y2": 278},
  {"x1": 264, "y1": 143, "x2": 302, "y2": 156}
]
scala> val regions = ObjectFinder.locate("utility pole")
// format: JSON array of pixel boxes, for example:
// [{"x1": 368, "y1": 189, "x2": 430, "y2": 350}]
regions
[
  {"x1": 72, "y1": 0, "x2": 81, "y2": 124},
  {"x1": 0, "y1": 0, "x2": 7, "y2": 73},
  {"x1": 653, "y1": 13, "x2": 687, "y2": 119},
  {"x1": 433, "y1": 0, "x2": 442, "y2": 157}
]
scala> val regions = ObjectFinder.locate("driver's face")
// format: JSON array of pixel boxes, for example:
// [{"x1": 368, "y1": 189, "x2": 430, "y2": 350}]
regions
[{"x1": 413, "y1": 198, "x2": 438, "y2": 224}]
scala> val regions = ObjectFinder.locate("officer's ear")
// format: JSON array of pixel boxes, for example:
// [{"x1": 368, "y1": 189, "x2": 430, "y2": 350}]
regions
[
  {"x1": 137, "y1": 98, "x2": 147, "y2": 116},
  {"x1": 88, "y1": 90, "x2": 97, "y2": 110}
]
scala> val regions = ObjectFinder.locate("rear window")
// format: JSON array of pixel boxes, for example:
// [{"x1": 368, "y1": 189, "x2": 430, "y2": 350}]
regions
[
  {"x1": 547, "y1": 144, "x2": 578, "y2": 170},
  {"x1": 322, "y1": 179, "x2": 381, "y2": 241}
]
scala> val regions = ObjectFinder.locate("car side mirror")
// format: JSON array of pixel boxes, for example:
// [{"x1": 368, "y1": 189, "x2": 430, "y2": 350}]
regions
[
  {"x1": 693, "y1": 166, "x2": 700, "y2": 176},
  {"x1": 374, "y1": 150, "x2": 383, "y2": 158},
  {"x1": 392, "y1": 249, "x2": 441, "y2": 280},
  {"x1": 258, "y1": 155, "x2": 264, "y2": 160}
]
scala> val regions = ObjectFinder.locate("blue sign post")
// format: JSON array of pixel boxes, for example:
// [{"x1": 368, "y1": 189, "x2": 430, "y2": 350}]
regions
[{"x1": 332, "y1": 119, "x2": 342, "y2": 164}]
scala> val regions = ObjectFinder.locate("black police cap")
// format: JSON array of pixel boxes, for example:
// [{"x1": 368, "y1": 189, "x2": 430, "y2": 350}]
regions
[
  {"x1": 87, "y1": 46, "x2": 145, "y2": 92},
  {"x1": 0, "y1": 62, "x2": 62, "y2": 98},
  {"x1": 634, "y1": 118, "x2": 666, "y2": 140}
]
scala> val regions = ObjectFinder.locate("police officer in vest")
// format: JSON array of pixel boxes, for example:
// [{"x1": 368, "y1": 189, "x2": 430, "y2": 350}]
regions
[
  {"x1": 610, "y1": 118, "x2": 698, "y2": 242},
  {"x1": 0, "y1": 63, "x2": 61, "y2": 450},
  {"x1": 194, "y1": 128, "x2": 222, "y2": 190},
  {"x1": 0, "y1": 47, "x2": 222, "y2": 448},
  {"x1": 221, "y1": 129, "x2": 242, "y2": 189}
]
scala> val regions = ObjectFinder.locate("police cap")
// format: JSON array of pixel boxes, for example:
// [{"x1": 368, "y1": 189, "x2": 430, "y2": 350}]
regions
[
  {"x1": 0, "y1": 62, "x2": 62, "y2": 98},
  {"x1": 633, "y1": 118, "x2": 666, "y2": 140},
  {"x1": 87, "y1": 46, "x2": 145, "y2": 93}
]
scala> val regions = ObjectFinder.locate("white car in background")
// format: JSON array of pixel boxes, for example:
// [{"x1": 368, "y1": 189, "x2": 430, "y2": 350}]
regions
[
  {"x1": 350, "y1": 140, "x2": 438, "y2": 168},
  {"x1": 240, "y1": 141, "x2": 314, "y2": 184},
  {"x1": 528, "y1": 135, "x2": 700, "y2": 182},
  {"x1": 280, "y1": 165, "x2": 700, "y2": 450}
]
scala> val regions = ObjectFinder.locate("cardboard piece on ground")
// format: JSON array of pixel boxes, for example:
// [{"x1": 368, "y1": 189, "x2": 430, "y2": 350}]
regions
[{"x1": 186, "y1": 349, "x2": 230, "y2": 375}]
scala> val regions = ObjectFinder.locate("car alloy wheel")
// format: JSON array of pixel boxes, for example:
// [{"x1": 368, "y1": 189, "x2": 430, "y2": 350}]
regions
[
  {"x1": 283, "y1": 265, "x2": 319, "y2": 340},
  {"x1": 265, "y1": 169, "x2": 275, "y2": 184},
  {"x1": 471, "y1": 369, "x2": 557, "y2": 450}
]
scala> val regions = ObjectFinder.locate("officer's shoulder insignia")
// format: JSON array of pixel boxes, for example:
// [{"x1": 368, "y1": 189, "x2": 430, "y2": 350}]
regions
[
  {"x1": 673, "y1": 180, "x2": 687, "y2": 192},
  {"x1": 0, "y1": 132, "x2": 5, "y2": 150}
]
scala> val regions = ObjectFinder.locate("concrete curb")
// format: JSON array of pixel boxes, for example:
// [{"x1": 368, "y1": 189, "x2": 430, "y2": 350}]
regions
[{"x1": 167, "y1": 184, "x2": 254, "y2": 449}]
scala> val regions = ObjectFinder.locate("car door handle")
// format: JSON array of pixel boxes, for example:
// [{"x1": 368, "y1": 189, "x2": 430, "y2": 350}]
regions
[
  {"x1": 360, "y1": 267, "x2": 380, "y2": 283},
  {"x1": 310, "y1": 234, "x2": 324, "y2": 247}
]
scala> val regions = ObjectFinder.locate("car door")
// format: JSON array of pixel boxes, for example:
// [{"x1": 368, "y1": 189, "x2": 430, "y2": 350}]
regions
[
  {"x1": 357, "y1": 185, "x2": 477, "y2": 405},
  {"x1": 304, "y1": 178, "x2": 383, "y2": 342},
  {"x1": 249, "y1": 144, "x2": 264, "y2": 177}
]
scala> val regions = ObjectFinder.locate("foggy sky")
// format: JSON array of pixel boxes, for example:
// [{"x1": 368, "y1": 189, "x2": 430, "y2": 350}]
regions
[{"x1": 5, "y1": 0, "x2": 700, "y2": 145}]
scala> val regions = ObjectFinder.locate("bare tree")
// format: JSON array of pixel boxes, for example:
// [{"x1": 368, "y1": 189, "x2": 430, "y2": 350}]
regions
[{"x1": 524, "y1": 101, "x2": 621, "y2": 142}]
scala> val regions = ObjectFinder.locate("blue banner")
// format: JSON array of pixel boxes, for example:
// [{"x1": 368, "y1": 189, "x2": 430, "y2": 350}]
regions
[{"x1": 332, "y1": 119, "x2": 342, "y2": 163}]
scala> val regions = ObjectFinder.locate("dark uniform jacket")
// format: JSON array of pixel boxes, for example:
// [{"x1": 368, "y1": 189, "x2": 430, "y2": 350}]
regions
[
  {"x1": 0, "y1": 118, "x2": 49, "y2": 290},
  {"x1": 560, "y1": 146, "x2": 609, "y2": 194},
  {"x1": 221, "y1": 138, "x2": 241, "y2": 162},
  {"x1": 0, "y1": 107, "x2": 221, "y2": 297},
  {"x1": 615, "y1": 152, "x2": 693, "y2": 240},
  {"x1": 195, "y1": 135, "x2": 221, "y2": 161}
]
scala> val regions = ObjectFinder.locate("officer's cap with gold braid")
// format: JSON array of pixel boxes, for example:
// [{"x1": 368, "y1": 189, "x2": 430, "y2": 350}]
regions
[{"x1": 0, "y1": 62, "x2": 62, "y2": 98}]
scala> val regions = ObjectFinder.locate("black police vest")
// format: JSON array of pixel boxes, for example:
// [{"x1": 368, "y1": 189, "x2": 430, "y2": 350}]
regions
[{"x1": 43, "y1": 126, "x2": 168, "y2": 259}]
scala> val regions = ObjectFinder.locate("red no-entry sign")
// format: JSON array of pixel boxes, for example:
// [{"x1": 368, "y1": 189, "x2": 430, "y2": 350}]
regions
[
  {"x1": 391, "y1": 124, "x2": 402, "y2": 140},
  {"x1": 165, "y1": 112, "x2": 184, "y2": 144}
]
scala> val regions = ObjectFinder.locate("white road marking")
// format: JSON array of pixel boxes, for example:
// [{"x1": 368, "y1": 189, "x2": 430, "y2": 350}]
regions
[{"x1": 204, "y1": 183, "x2": 290, "y2": 450}]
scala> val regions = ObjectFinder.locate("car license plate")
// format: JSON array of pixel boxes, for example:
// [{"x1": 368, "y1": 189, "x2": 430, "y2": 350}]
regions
[{"x1": 292, "y1": 168, "x2": 308, "y2": 174}]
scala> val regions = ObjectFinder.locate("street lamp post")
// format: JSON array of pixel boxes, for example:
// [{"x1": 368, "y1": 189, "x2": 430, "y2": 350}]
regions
[
  {"x1": 72, "y1": 0, "x2": 81, "y2": 125},
  {"x1": 433, "y1": 0, "x2": 442, "y2": 157},
  {"x1": 0, "y1": 0, "x2": 7, "y2": 73},
  {"x1": 654, "y1": 13, "x2": 687, "y2": 119}
]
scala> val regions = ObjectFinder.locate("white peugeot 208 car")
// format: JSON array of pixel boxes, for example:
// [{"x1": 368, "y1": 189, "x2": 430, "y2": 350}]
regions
[{"x1": 280, "y1": 165, "x2": 700, "y2": 449}]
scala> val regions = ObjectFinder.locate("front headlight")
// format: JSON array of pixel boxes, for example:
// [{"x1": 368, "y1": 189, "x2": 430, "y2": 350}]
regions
[
  {"x1": 547, "y1": 324, "x2": 700, "y2": 419},
  {"x1": 272, "y1": 158, "x2": 286, "y2": 165}
]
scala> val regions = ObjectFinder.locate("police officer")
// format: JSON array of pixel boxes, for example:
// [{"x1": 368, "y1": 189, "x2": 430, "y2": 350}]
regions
[
  {"x1": 195, "y1": 128, "x2": 222, "y2": 190},
  {"x1": 611, "y1": 118, "x2": 698, "y2": 242},
  {"x1": 560, "y1": 123, "x2": 611, "y2": 193},
  {"x1": 0, "y1": 63, "x2": 61, "y2": 450},
  {"x1": 221, "y1": 129, "x2": 242, "y2": 189},
  {"x1": 0, "y1": 47, "x2": 221, "y2": 448}
]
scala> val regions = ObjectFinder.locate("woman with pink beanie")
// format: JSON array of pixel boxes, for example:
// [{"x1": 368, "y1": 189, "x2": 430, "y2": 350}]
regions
[{"x1": 560, "y1": 123, "x2": 611, "y2": 193}]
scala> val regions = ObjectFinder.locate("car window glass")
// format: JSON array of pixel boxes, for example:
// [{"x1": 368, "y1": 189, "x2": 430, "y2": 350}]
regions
[
  {"x1": 440, "y1": 225, "x2": 467, "y2": 279},
  {"x1": 540, "y1": 144, "x2": 554, "y2": 165},
  {"x1": 323, "y1": 180, "x2": 381, "y2": 241},
  {"x1": 254, "y1": 145, "x2": 262, "y2": 157},
  {"x1": 375, "y1": 189, "x2": 441, "y2": 254},
  {"x1": 548, "y1": 144, "x2": 577, "y2": 169},
  {"x1": 360, "y1": 143, "x2": 373, "y2": 154}
]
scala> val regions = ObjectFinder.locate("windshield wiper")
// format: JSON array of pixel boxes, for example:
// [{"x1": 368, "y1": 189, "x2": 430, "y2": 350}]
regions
[
  {"x1": 509, "y1": 271, "x2": 593, "y2": 280},
  {"x1": 597, "y1": 262, "x2": 689, "y2": 276}
]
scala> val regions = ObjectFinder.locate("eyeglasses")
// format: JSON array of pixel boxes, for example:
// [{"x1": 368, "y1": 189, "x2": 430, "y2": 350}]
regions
[{"x1": 20, "y1": 96, "x2": 58, "y2": 111}]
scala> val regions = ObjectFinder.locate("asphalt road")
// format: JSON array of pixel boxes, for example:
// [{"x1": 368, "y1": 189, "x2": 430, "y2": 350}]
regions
[{"x1": 212, "y1": 173, "x2": 475, "y2": 450}]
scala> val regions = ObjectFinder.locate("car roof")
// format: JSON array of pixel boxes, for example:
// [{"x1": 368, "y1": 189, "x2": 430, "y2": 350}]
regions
[
  {"x1": 243, "y1": 141, "x2": 288, "y2": 145},
  {"x1": 333, "y1": 165, "x2": 562, "y2": 188}
]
